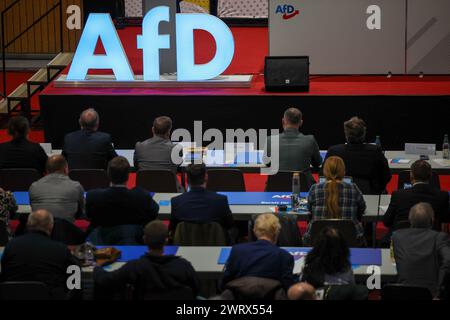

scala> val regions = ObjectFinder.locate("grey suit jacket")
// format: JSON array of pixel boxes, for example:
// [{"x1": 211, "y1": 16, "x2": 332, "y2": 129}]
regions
[
  {"x1": 29, "y1": 173, "x2": 85, "y2": 223},
  {"x1": 134, "y1": 136, "x2": 179, "y2": 173},
  {"x1": 392, "y1": 228, "x2": 450, "y2": 296},
  {"x1": 265, "y1": 128, "x2": 322, "y2": 182}
]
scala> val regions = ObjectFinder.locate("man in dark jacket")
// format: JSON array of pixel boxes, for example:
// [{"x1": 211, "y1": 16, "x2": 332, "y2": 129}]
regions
[
  {"x1": 86, "y1": 156, "x2": 159, "y2": 229},
  {"x1": 1, "y1": 210, "x2": 79, "y2": 299},
  {"x1": 392, "y1": 203, "x2": 450, "y2": 297},
  {"x1": 222, "y1": 213, "x2": 296, "y2": 291},
  {"x1": 325, "y1": 117, "x2": 391, "y2": 194},
  {"x1": 169, "y1": 163, "x2": 233, "y2": 234},
  {"x1": 0, "y1": 116, "x2": 47, "y2": 175},
  {"x1": 62, "y1": 108, "x2": 117, "y2": 169},
  {"x1": 94, "y1": 220, "x2": 200, "y2": 299},
  {"x1": 384, "y1": 160, "x2": 449, "y2": 231}
]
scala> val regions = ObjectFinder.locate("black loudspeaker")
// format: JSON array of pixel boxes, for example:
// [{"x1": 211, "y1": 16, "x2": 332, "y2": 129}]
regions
[
  {"x1": 83, "y1": 0, "x2": 125, "y2": 23},
  {"x1": 264, "y1": 56, "x2": 310, "y2": 92}
]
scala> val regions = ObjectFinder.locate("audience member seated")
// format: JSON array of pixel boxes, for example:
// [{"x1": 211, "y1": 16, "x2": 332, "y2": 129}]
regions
[
  {"x1": 169, "y1": 163, "x2": 234, "y2": 235},
  {"x1": 0, "y1": 187, "x2": 17, "y2": 244},
  {"x1": 0, "y1": 210, "x2": 79, "y2": 299},
  {"x1": 29, "y1": 155, "x2": 85, "y2": 223},
  {"x1": 325, "y1": 117, "x2": 391, "y2": 194},
  {"x1": 392, "y1": 203, "x2": 450, "y2": 297},
  {"x1": 304, "y1": 156, "x2": 366, "y2": 244},
  {"x1": 0, "y1": 116, "x2": 48, "y2": 175},
  {"x1": 264, "y1": 107, "x2": 322, "y2": 185},
  {"x1": 86, "y1": 156, "x2": 159, "y2": 230},
  {"x1": 134, "y1": 116, "x2": 183, "y2": 191},
  {"x1": 221, "y1": 213, "x2": 296, "y2": 291},
  {"x1": 301, "y1": 227, "x2": 355, "y2": 288},
  {"x1": 94, "y1": 220, "x2": 200, "y2": 300},
  {"x1": 287, "y1": 282, "x2": 317, "y2": 300},
  {"x1": 62, "y1": 108, "x2": 117, "y2": 169},
  {"x1": 384, "y1": 160, "x2": 449, "y2": 234}
]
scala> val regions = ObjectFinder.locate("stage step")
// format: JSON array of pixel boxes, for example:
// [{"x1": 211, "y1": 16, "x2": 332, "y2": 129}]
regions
[
  {"x1": 0, "y1": 98, "x2": 20, "y2": 114},
  {"x1": 27, "y1": 68, "x2": 58, "y2": 85},
  {"x1": 47, "y1": 52, "x2": 73, "y2": 70}
]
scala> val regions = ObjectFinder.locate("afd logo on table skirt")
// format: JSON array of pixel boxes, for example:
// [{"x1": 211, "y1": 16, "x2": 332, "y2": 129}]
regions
[
  {"x1": 276, "y1": 4, "x2": 300, "y2": 20},
  {"x1": 67, "y1": 6, "x2": 235, "y2": 82}
]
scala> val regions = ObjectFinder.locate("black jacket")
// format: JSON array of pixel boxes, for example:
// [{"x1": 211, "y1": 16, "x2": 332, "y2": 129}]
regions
[
  {"x1": 169, "y1": 187, "x2": 234, "y2": 233},
  {"x1": 62, "y1": 129, "x2": 117, "y2": 169},
  {"x1": 94, "y1": 253, "x2": 200, "y2": 299},
  {"x1": 325, "y1": 143, "x2": 391, "y2": 194},
  {"x1": 0, "y1": 231, "x2": 79, "y2": 298},
  {"x1": 86, "y1": 186, "x2": 159, "y2": 229},
  {"x1": 0, "y1": 138, "x2": 48, "y2": 175},
  {"x1": 384, "y1": 183, "x2": 450, "y2": 229}
]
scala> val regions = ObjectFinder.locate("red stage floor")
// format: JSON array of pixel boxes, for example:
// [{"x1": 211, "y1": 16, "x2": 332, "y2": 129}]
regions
[{"x1": 43, "y1": 27, "x2": 450, "y2": 97}]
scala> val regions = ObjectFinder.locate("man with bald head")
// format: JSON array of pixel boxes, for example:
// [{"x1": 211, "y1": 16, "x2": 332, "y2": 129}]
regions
[
  {"x1": 29, "y1": 154, "x2": 84, "y2": 223},
  {"x1": 1, "y1": 210, "x2": 79, "y2": 299},
  {"x1": 134, "y1": 116, "x2": 183, "y2": 191},
  {"x1": 392, "y1": 203, "x2": 450, "y2": 297},
  {"x1": 62, "y1": 108, "x2": 117, "y2": 169}
]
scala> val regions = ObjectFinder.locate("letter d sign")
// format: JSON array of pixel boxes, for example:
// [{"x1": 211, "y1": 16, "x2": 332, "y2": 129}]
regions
[{"x1": 176, "y1": 13, "x2": 235, "y2": 81}]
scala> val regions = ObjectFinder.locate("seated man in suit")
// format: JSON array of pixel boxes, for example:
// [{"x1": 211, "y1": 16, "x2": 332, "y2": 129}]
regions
[
  {"x1": 86, "y1": 156, "x2": 159, "y2": 230},
  {"x1": 0, "y1": 210, "x2": 79, "y2": 299},
  {"x1": 264, "y1": 107, "x2": 322, "y2": 186},
  {"x1": 325, "y1": 117, "x2": 391, "y2": 194},
  {"x1": 0, "y1": 116, "x2": 48, "y2": 175},
  {"x1": 392, "y1": 203, "x2": 450, "y2": 297},
  {"x1": 134, "y1": 116, "x2": 183, "y2": 191},
  {"x1": 222, "y1": 213, "x2": 296, "y2": 291},
  {"x1": 62, "y1": 108, "x2": 117, "y2": 169},
  {"x1": 94, "y1": 220, "x2": 200, "y2": 299},
  {"x1": 384, "y1": 160, "x2": 449, "y2": 233},
  {"x1": 29, "y1": 155, "x2": 85, "y2": 223},
  {"x1": 169, "y1": 163, "x2": 234, "y2": 235}
]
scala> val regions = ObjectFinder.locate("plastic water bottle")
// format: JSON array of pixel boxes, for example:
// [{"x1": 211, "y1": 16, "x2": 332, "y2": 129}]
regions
[
  {"x1": 375, "y1": 135, "x2": 384, "y2": 154},
  {"x1": 85, "y1": 242, "x2": 95, "y2": 266},
  {"x1": 291, "y1": 172, "x2": 300, "y2": 210},
  {"x1": 443, "y1": 134, "x2": 450, "y2": 159}
]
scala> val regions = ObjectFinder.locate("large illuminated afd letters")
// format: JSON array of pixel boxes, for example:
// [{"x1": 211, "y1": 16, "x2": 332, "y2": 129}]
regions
[
  {"x1": 67, "y1": 6, "x2": 235, "y2": 82},
  {"x1": 67, "y1": 14, "x2": 134, "y2": 81}
]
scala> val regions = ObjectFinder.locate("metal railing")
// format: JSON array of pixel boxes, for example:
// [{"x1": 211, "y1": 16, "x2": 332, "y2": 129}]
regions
[{"x1": 1, "y1": 0, "x2": 64, "y2": 98}]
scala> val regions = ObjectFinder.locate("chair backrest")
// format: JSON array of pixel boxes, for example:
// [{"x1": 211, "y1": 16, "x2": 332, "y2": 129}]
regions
[
  {"x1": 381, "y1": 284, "x2": 433, "y2": 300},
  {"x1": 173, "y1": 222, "x2": 227, "y2": 246},
  {"x1": 248, "y1": 214, "x2": 302, "y2": 247},
  {"x1": 309, "y1": 219, "x2": 359, "y2": 247},
  {"x1": 322, "y1": 284, "x2": 369, "y2": 300},
  {"x1": 51, "y1": 218, "x2": 86, "y2": 245},
  {"x1": 265, "y1": 171, "x2": 311, "y2": 192},
  {"x1": 0, "y1": 220, "x2": 9, "y2": 246},
  {"x1": 206, "y1": 169, "x2": 245, "y2": 192},
  {"x1": 223, "y1": 276, "x2": 286, "y2": 300},
  {"x1": 0, "y1": 168, "x2": 41, "y2": 191},
  {"x1": 65, "y1": 152, "x2": 108, "y2": 170},
  {"x1": 142, "y1": 286, "x2": 195, "y2": 300},
  {"x1": 397, "y1": 170, "x2": 441, "y2": 190},
  {"x1": 69, "y1": 169, "x2": 109, "y2": 191},
  {"x1": 0, "y1": 281, "x2": 51, "y2": 300},
  {"x1": 87, "y1": 225, "x2": 144, "y2": 245},
  {"x1": 136, "y1": 170, "x2": 178, "y2": 193}
]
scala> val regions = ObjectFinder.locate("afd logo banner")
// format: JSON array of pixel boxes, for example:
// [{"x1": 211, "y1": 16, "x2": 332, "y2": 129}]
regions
[
  {"x1": 275, "y1": 4, "x2": 300, "y2": 20},
  {"x1": 67, "y1": 6, "x2": 235, "y2": 82}
]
